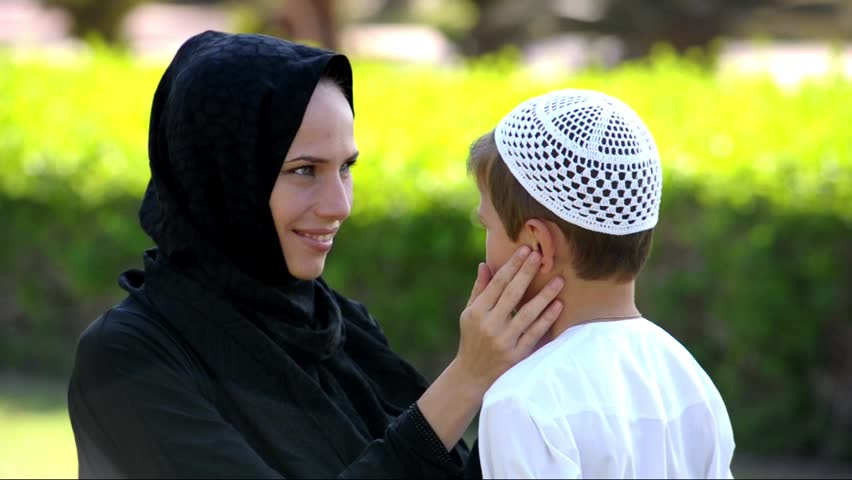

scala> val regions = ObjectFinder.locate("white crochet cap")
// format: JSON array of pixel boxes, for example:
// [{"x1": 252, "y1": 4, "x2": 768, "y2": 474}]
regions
[{"x1": 494, "y1": 89, "x2": 662, "y2": 235}]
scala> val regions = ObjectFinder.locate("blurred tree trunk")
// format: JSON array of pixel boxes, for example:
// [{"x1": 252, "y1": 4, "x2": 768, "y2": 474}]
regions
[
  {"x1": 271, "y1": 0, "x2": 339, "y2": 50},
  {"x1": 602, "y1": 0, "x2": 729, "y2": 60},
  {"x1": 464, "y1": 0, "x2": 544, "y2": 55},
  {"x1": 43, "y1": 0, "x2": 145, "y2": 44},
  {"x1": 462, "y1": 0, "x2": 847, "y2": 60}
]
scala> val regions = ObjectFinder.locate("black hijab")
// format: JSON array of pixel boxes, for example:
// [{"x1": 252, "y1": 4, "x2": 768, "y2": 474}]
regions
[
  {"x1": 125, "y1": 31, "x2": 438, "y2": 475},
  {"x1": 140, "y1": 29, "x2": 354, "y2": 359}
]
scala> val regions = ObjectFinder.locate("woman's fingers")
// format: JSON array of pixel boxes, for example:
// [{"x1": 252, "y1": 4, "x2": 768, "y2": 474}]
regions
[
  {"x1": 515, "y1": 298, "x2": 563, "y2": 354},
  {"x1": 503, "y1": 276, "x2": 564, "y2": 340},
  {"x1": 488, "y1": 251, "x2": 545, "y2": 321},
  {"x1": 472, "y1": 246, "x2": 533, "y2": 312},
  {"x1": 466, "y1": 262, "x2": 493, "y2": 308}
]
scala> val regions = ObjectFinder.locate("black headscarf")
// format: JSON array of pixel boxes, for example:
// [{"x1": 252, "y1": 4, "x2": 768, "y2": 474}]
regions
[
  {"x1": 142, "y1": 29, "x2": 352, "y2": 285},
  {"x1": 124, "y1": 31, "x2": 437, "y2": 474},
  {"x1": 140, "y1": 30, "x2": 354, "y2": 359}
]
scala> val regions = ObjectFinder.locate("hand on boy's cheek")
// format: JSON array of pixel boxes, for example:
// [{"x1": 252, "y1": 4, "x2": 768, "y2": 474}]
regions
[
  {"x1": 523, "y1": 242, "x2": 549, "y2": 304},
  {"x1": 485, "y1": 263, "x2": 495, "y2": 278},
  {"x1": 479, "y1": 262, "x2": 495, "y2": 288}
]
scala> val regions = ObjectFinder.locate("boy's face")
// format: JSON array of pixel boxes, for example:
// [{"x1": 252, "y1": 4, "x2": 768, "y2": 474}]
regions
[{"x1": 477, "y1": 189, "x2": 522, "y2": 282}]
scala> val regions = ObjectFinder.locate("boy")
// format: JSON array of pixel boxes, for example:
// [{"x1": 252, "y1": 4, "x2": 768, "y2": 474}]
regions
[{"x1": 468, "y1": 89, "x2": 735, "y2": 478}]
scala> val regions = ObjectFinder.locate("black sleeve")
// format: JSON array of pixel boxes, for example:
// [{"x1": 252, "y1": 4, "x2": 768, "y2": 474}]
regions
[
  {"x1": 69, "y1": 310, "x2": 465, "y2": 479},
  {"x1": 340, "y1": 403, "x2": 466, "y2": 479}
]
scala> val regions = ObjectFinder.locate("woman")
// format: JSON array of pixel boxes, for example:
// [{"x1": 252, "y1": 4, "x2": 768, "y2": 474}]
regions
[{"x1": 68, "y1": 31, "x2": 564, "y2": 478}]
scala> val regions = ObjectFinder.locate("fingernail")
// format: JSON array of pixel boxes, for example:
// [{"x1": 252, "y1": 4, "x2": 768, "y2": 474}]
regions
[
  {"x1": 527, "y1": 252, "x2": 541, "y2": 264},
  {"x1": 519, "y1": 246, "x2": 531, "y2": 257},
  {"x1": 550, "y1": 277, "x2": 564, "y2": 290}
]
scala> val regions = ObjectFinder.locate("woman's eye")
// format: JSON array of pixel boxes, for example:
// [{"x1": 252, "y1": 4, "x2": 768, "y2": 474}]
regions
[
  {"x1": 289, "y1": 165, "x2": 314, "y2": 176},
  {"x1": 341, "y1": 160, "x2": 357, "y2": 174},
  {"x1": 282, "y1": 160, "x2": 355, "y2": 178},
  {"x1": 340, "y1": 160, "x2": 355, "y2": 176}
]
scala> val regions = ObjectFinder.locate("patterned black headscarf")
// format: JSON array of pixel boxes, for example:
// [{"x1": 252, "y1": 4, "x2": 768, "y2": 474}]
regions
[
  {"x1": 137, "y1": 31, "x2": 356, "y2": 361},
  {"x1": 141, "y1": 29, "x2": 352, "y2": 284}
]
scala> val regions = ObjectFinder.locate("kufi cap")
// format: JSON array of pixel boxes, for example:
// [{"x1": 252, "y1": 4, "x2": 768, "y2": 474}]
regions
[{"x1": 494, "y1": 89, "x2": 662, "y2": 235}]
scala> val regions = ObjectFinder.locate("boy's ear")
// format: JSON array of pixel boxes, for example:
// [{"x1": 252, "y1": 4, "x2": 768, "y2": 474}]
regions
[{"x1": 522, "y1": 219, "x2": 556, "y2": 274}]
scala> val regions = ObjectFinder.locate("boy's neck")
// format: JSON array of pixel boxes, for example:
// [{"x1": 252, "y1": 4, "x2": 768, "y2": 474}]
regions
[{"x1": 540, "y1": 276, "x2": 641, "y2": 345}]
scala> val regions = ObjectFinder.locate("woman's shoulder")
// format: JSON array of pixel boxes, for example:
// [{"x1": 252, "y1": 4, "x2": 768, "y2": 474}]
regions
[
  {"x1": 80, "y1": 296, "x2": 166, "y2": 346},
  {"x1": 75, "y1": 295, "x2": 197, "y2": 376}
]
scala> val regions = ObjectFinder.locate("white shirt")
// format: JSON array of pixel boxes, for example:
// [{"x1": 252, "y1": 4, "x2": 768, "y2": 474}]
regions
[{"x1": 478, "y1": 318, "x2": 735, "y2": 479}]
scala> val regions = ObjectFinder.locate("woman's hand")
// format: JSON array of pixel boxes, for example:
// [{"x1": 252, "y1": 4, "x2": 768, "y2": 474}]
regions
[
  {"x1": 417, "y1": 246, "x2": 563, "y2": 450},
  {"x1": 455, "y1": 245, "x2": 564, "y2": 394}
]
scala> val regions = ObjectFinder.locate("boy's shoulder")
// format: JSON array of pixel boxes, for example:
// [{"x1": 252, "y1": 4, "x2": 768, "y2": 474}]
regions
[
  {"x1": 482, "y1": 322, "x2": 603, "y2": 414},
  {"x1": 483, "y1": 318, "x2": 723, "y2": 420}
]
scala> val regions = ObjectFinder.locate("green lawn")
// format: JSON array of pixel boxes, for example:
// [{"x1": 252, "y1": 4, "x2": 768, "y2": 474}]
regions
[{"x1": 0, "y1": 374, "x2": 77, "y2": 479}]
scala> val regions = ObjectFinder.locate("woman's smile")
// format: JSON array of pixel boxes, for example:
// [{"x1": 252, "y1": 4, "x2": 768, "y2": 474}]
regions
[{"x1": 293, "y1": 228, "x2": 337, "y2": 252}]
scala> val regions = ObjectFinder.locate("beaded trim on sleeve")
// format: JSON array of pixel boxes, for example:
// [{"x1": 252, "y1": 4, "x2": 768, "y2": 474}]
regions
[{"x1": 404, "y1": 403, "x2": 455, "y2": 465}]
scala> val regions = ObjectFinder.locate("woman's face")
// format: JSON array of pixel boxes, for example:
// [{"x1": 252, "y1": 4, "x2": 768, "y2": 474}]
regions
[{"x1": 270, "y1": 82, "x2": 358, "y2": 280}]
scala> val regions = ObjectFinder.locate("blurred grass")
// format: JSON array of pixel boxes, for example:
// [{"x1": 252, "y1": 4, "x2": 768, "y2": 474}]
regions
[{"x1": 0, "y1": 375, "x2": 76, "y2": 479}]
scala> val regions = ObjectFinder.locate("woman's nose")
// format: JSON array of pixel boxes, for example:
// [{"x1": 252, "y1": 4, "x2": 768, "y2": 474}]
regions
[{"x1": 316, "y1": 175, "x2": 352, "y2": 221}]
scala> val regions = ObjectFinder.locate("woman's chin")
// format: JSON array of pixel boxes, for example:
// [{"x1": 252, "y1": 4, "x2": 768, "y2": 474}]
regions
[{"x1": 286, "y1": 261, "x2": 326, "y2": 281}]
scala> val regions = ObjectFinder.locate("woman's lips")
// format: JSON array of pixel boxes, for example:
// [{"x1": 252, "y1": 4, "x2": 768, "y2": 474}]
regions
[{"x1": 293, "y1": 229, "x2": 336, "y2": 252}]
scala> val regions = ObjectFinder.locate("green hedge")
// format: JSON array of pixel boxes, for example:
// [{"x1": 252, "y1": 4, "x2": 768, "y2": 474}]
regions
[{"x1": 1, "y1": 46, "x2": 851, "y2": 460}]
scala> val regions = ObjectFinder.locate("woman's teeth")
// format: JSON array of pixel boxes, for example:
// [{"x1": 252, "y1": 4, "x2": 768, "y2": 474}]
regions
[{"x1": 301, "y1": 232, "x2": 333, "y2": 242}]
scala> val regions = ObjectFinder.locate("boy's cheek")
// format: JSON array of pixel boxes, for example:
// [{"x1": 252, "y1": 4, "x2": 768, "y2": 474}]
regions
[
  {"x1": 484, "y1": 238, "x2": 513, "y2": 275},
  {"x1": 484, "y1": 247, "x2": 510, "y2": 277}
]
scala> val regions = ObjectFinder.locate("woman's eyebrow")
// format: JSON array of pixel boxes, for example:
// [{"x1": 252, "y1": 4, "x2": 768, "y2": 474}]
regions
[
  {"x1": 284, "y1": 152, "x2": 360, "y2": 164},
  {"x1": 284, "y1": 155, "x2": 328, "y2": 164}
]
